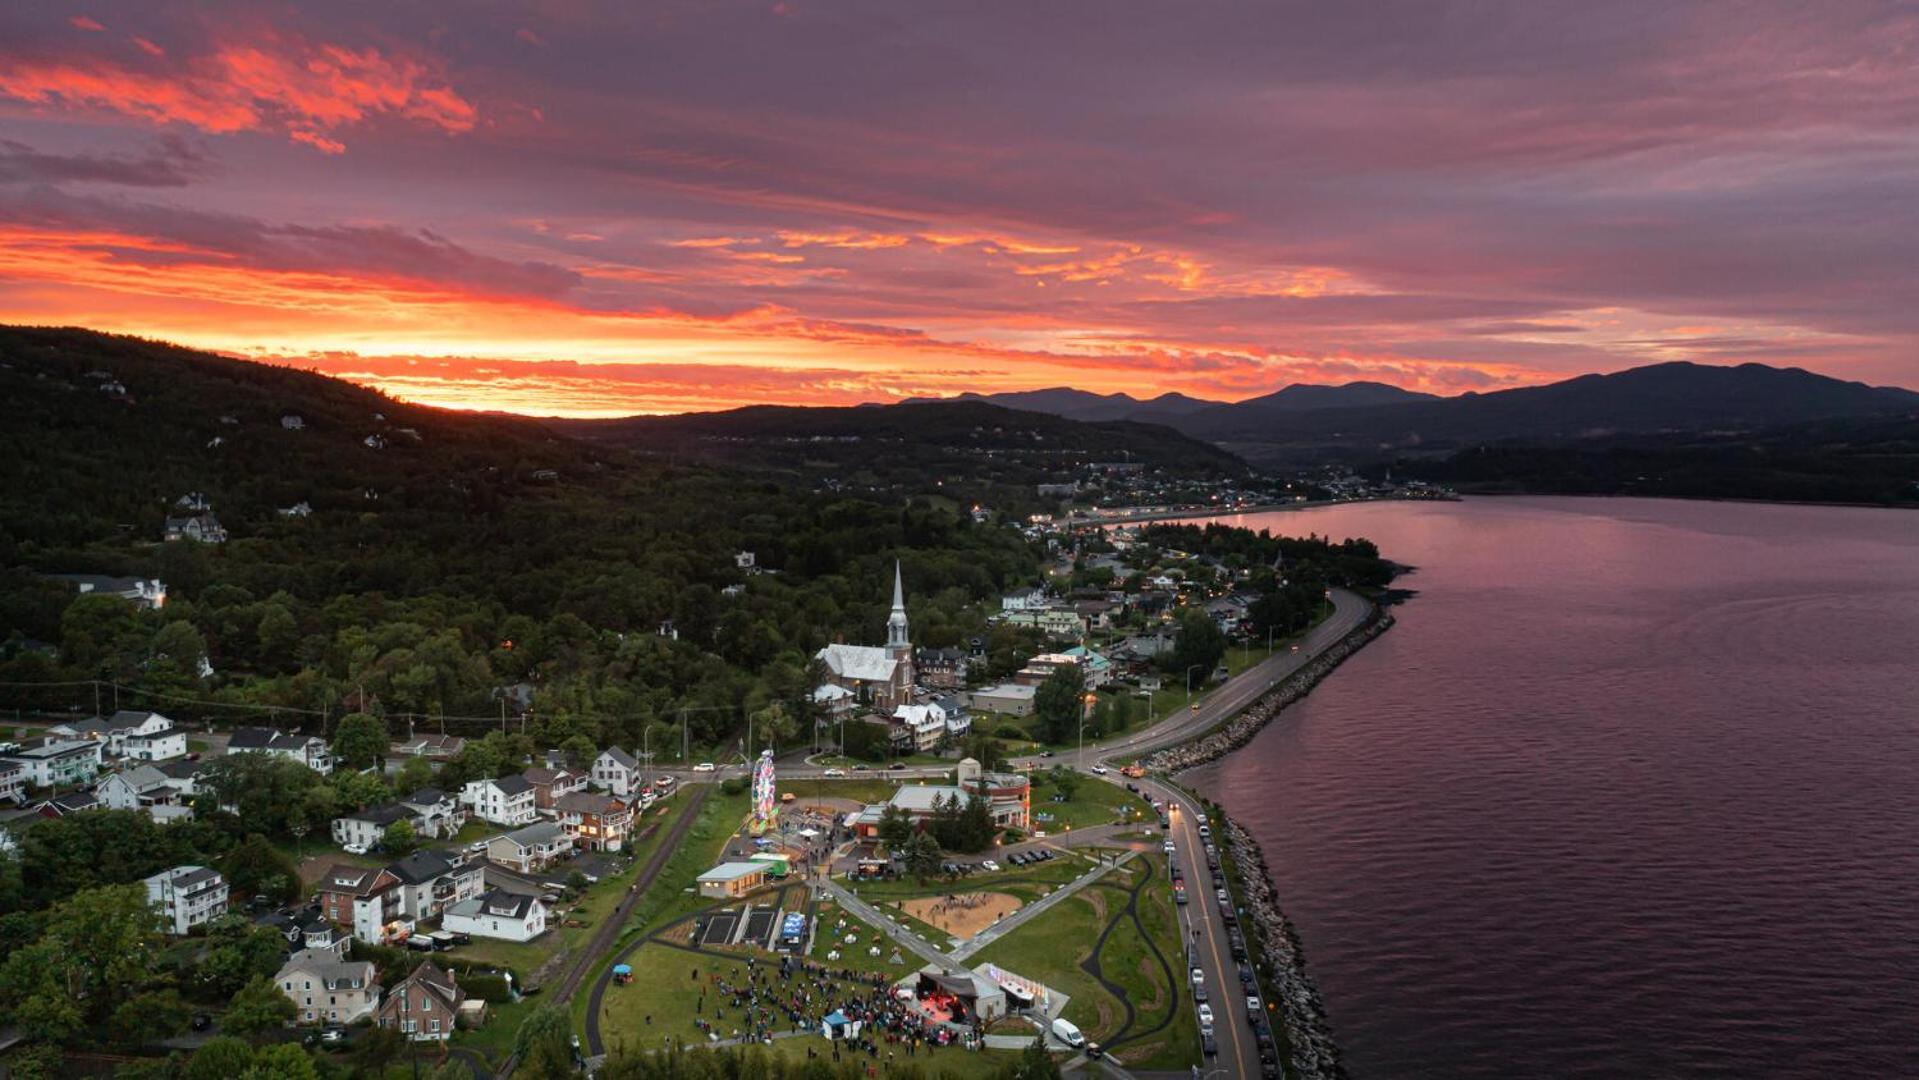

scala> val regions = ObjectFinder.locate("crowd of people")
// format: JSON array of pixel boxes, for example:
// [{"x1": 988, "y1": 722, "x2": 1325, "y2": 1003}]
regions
[{"x1": 686, "y1": 955, "x2": 978, "y2": 1063}]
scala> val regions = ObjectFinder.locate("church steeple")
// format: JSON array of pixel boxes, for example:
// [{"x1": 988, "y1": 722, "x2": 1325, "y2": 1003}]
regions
[{"x1": 886, "y1": 560, "x2": 911, "y2": 654}]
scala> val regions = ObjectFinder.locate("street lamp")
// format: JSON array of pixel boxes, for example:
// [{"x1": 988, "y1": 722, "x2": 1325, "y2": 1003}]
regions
[{"x1": 1185, "y1": 663, "x2": 1205, "y2": 710}]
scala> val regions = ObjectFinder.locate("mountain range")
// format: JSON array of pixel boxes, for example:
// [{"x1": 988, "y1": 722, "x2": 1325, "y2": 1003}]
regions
[{"x1": 915, "y1": 363, "x2": 1919, "y2": 467}]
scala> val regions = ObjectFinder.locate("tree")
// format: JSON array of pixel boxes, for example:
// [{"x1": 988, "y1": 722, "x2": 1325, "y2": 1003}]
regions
[
  {"x1": 1032, "y1": 663, "x2": 1085, "y2": 744},
  {"x1": 959, "y1": 793, "x2": 996, "y2": 852},
  {"x1": 902, "y1": 830, "x2": 943, "y2": 880},
  {"x1": 329, "y1": 768, "x2": 391, "y2": 811},
  {"x1": 876, "y1": 804, "x2": 913, "y2": 850},
  {"x1": 184, "y1": 1038, "x2": 253, "y2": 1080},
  {"x1": 351, "y1": 1025, "x2": 406, "y2": 1074},
  {"x1": 241, "y1": 1044, "x2": 317, "y2": 1080},
  {"x1": 1167, "y1": 609, "x2": 1227, "y2": 685},
  {"x1": 194, "y1": 921, "x2": 291, "y2": 998},
  {"x1": 560, "y1": 733, "x2": 598, "y2": 770},
  {"x1": 222, "y1": 976, "x2": 296, "y2": 1042},
  {"x1": 1048, "y1": 765, "x2": 1081, "y2": 801},
  {"x1": 223, "y1": 834, "x2": 301, "y2": 905},
  {"x1": 959, "y1": 730, "x2": 1006, "y2": 771},
  {"x1": 331, "y1": 712, "x2": 389, "y2": 772},
  {"x1": 512, "y1": 1004, "x2": 576, "y2": 1079},
  {"x1": 0, "y1": 884, "x2": 165, "y2": 1040},
  {"x1": 382, "y1": 818, "x2": 420, "y2": 857},
  {"x1": 1008, "y1": 1037, "x2": 1062, "y2": 1079},
  {"x1": 111, "y1": 989, "x2": 193, "y2": 1047}
]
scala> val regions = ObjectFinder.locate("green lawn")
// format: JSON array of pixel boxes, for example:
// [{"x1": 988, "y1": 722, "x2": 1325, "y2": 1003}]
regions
[
  {"x1": 1028, "y1": 772, "x2": 1154, "y2": 834},
  {"x1": 807, "y1": 896, "x2": 919, "y2": 980}
]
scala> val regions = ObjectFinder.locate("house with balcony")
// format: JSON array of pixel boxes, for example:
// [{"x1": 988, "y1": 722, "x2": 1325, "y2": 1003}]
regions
[
  {"x1": 396, "y1": 788, "x2": 464, "y2": 838},
  {"x1": 591, "y1": 747, "x2": 642, "y2": 797},
  {"x1": 314, "y1": 864, "x2": 402, "y2": 944},
  {"x1": 485, "y1": 821, "x2": 573, "y2": 875},
  {"x1": 890, "y1": 704, "x2": 949, "y2": 754},
  {"x1": 521, "y1": 766, "x2": 588, "y2": 810},
  {"x1": 276, "y1": 950, "x2": 381, "y2": 1026},
  {"x1": 460, "y1": 775, "x2": 537, "y2": 826},
  {"x1": 97, "y1": 764, "x2": 186, "y2": 813},
  {"x1": 144, "y1": 864, "x2": 229, "y2": 935},
  {"x1": 0, "y1": 738, "x2": 103, "y2": 789},
  {"x1": 385, "y1": 849, "x2": 485, "y2": 922},
  {"x1": 228, "y1": 726, "x2": 333, "y2": 774},
  {"x1": 554, "y1": 791, "x2": 633, "y2": 852},
  {"x1": 0, "y1": 761, "x2": 26, "y2": 805}
]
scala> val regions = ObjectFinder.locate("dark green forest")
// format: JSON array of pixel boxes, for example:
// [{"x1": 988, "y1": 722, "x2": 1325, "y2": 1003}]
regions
[{"x1": 0, "y1": 328, "x2": 1052, "y2": 753}]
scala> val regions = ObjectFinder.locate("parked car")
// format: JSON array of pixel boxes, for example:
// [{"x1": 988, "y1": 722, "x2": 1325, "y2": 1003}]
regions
[
  {"x1": 342, "y1": 842, "x2": 368, "y2": 856},
  {"x1": 1202, "y1": 1032, "x2": 1218, "y2": 1057},
  {"x1": 1247, "y1": 994, "x2": 1264, "y2": 1017},
  {"x1": 1162, "y1": 840, "x2": 1176, "y2": 854},
  {"x1": 980, "y1": 860, "x2": 999, "y2": 872},
  {"x1": 655, "y1": 776, "x2": 676, "y2": 787},
  {"x1": 1196, "y1": 1003, "x2": 1214, "y2": 1033}
]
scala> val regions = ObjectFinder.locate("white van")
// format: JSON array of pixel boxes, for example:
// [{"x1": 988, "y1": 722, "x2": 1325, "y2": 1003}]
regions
[{"x1": 1051, "y1": 1018, "x2": 1086, "y2": 1049}]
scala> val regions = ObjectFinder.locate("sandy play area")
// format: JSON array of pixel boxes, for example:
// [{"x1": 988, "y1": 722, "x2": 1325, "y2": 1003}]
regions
[{"x1": 901, "y1": 892, "x2": 1023, "y2": 938}]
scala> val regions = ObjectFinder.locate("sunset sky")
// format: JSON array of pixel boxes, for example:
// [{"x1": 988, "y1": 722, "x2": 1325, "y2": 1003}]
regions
[{"x1": 2, "y1": 2, "x2": 1915, "y2": 416}]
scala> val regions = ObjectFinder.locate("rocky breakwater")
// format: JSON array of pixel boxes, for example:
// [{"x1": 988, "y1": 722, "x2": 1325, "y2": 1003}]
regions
[
  {"x1": 1146, "y1": 604, "x2": 1394, "y2": 774},
  {"x1": 1225, "y1": 817, "x2": 1347, "y2": 1080}
]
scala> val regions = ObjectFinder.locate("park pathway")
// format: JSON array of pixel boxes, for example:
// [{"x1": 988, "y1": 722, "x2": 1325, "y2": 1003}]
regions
[{"x1": 951, "y1": 851, "x2": 1137, "y2": 961}]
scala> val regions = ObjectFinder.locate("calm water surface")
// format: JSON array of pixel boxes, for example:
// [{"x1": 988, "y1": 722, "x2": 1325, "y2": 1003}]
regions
[{"x1": 1182, "y1": 497, "x2": 1919, "y2": 1079}]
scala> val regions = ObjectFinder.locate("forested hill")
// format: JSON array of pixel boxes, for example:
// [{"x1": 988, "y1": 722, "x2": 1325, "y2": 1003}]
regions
[
  {"x1": 0, "y1": 327, "x2": 1045, "y2": 754},
  {"x1": 562, "y1": 399, "x2": 1248, "y2": 489}
]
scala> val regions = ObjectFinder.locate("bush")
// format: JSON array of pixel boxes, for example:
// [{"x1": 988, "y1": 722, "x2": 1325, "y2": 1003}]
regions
[
  {"x1": 461, "y1": 972, "x2": 513, "y2": 1003},
  {"x1": 996, "y1": 722, "x2": 1028, "y2": 740},
  {"x1": 719, "y1": 777, "x2": 748, "y2": 796}
]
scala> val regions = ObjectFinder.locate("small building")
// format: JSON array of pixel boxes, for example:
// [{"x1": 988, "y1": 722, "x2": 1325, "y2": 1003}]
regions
[
  {"x1": 916, "y1": 646, "x2": 970, "y2": 690},
  {"x1": 144, "y1": 865, "x2": 229, "y2": 935},
  {"x1": 968, "y1": 683, "x2": 1037, "y2": 717},
  {"x1": 331, "y1": 803, "x2": 419, "y2": 851},
  {"x1": 396, "y1": 787, "x2": 464, "y2": 838},
  {"x1": 591, "y1": 747, "x2": 643, "y2": 797},
  {"x1": 228, "y1": 726, "x2": 333, "y2": 774},
  {"x1": 276, "y1": 949, "x2": 381, "y2": 1026},
  {"x1": 163, "y1": 513, "x2": 228, "y2": 544},
  {"x1": 378, "y1": 961, "x2": 466, "y2": 1042},
  {"x1": 520, "y1": 766, "x2": 587, "y2": 810},
  {"x1": 486, "y1": 821, "x2": 573, "y2": 874},
  {"x1": 697, "y1": 861, "x2": 770, "y2": 899},
  {"x1": 50, "y1": 574, "x2": 167, "y2": 611},
  {"x1": 393, "y1": 733, "x2": 465, "y2": 760},
  {"x1": 442, "y1": 889, "x2": 548, "y2": 942},
  {"x1": 0, "y1": 761, "x2": 26, "y2": 805}
]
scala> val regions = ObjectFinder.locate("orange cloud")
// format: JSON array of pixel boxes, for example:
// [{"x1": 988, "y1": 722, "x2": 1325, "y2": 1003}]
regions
[
  {"x1": 0, "y1": 34, "x2": 476, "y2": 152},
  {"x1": 70, "y1": 16, "x2": 105, "y2": 32}
]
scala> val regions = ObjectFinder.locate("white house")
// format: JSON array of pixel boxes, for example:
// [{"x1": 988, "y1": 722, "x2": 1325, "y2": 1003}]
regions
[
  {"x1": 0, "y1": 739, "x2": 103, "y2": 788},
  {"x1": 276, "y1": 950, "x2": 381, "y2": 1026},
  {"x1": 591, "y1": 747, "x2": 642, "y2": 797},
  {"x1": 385, "y1": 850, "x2": 485, "y2": 922},
  {"x1": 396, "y1": 788, "x2": 464, "y2": 838},
  {"x1": 485, "y1": 821, "x2": 573, "y2": 874},
  {"x1": 144, "y1": 865, "x2": 229, "y2": 935},
  {"x1": 890, "y1": 705, "x2": 948, "y2": 753},
  {"x1": 1000, "y1": 587, "x2": 1048, "y2": 612},
  {"x1": 932, "y1": 694, "x2": 972, "y2": 739},
  {"x1": 96, "y1": 765, "x2": 184, "y2": 812},
  {"x1": 331, "y1": 803, "x2": 420, "y2": 850},
  {"x1": 442, "y1": 889, "x2": 548, "y2": 942},
  {"x1": 108, "y1": 711, "x2": 186, "y2": 761},
  {"x1": 228, "y1": 726, "x2": 333, "y2": 774},
  {"x1": 0, "y1": 761, "x2": 26, "y2": 805},
  {"x1": 460, "y1": 776, "x2": 537, "y2": 826}
]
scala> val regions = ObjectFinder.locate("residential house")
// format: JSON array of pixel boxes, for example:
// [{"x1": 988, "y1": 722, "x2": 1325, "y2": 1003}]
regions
[
  {"x1": 485, "y1": 821, "x2": 573, "y2": 875},
  {"x1": 396, "y1": 788, "x2": 464, "y2": 838},
  {"x1": 0, "y1": 761, "x2": 25, "y2": 805},
  {"x1": 1059, "y1": 645, "x2": 1115, "y2": 688},
  {"x1": 97, "y1": 764, "x2": 183, "y2": 812},
  {"x1": 38, "y1": 791, "x2": 100, "y2": 817},
  {"x1": 460, "y1": 776, "x2": 537, "y2": 826},
  {"x1": 228, "y1": 726, "x2": 333, "y2": 774},
  {"x1": 378, "y1": 961, "x2": 466, "y2": 1042},
  {"x1": 1014, "y1": 653, "x2": 1087, "y2": 687},
  {"x1": 154, "y1": 758, "x2": 207, "y2": 800},
  {"x1": 49, "y1": 710, "x2": 181, "y2": 760},
  {"x1": 49, "y1": 574, "x2": 167, "y2": 610},
  {"x1": 916, "y1": 646, "x2": 970, "y2": 690},
  {"x1": 298, "y1": 917, "x2": 350, "y2": 958},
  {"x1": 393, "y1": 733, "x2": 465, "y2": 760},
  {"x1": 385, "y1": 850, "x2": 485, "y2": 922},
  {"x1": 276, "y1": 950, "x2": 381, "y2": 1026},
  {"x1": 521, "y1": 766, "x2": 587, "y2": 810},
  {"x1": 1004, "y1": 608, "x2": 1085, "y2": 640},
  {"x1": 0, "y1": 738, "x2": 103, "y2": 788},
  {"x1": 331, "y1": 803, "x2": 418, "y2": 850},
  {"x1": 442, "y1": 889, "x2": 548, "y2": 942},
  {"x1": 968, "y1": 683, "x2": 1037, "y2": 717},
  {"x1": 591, "y1": 747, "x2": 642, "y2": 797},
  {"x1": 163, "y1": 513, "x2": 228, "y2": 543},
  {"x1": 554, "y1": 791, "x2": 633, "y2": 852},
  {"x1": 314, "y1": 864, "x2": 402, "y2": 944},
  {"x1": 932, "y1": 694, "x2": 973, "y2": 740},
  {"x1": 1072, "y1": 599, "x2": 1120, "y2": 633},
  {"x1": 889, "y1": 704, "x2": 948, "y2": 754},
  {"x1": 1000, "y1": 587, "x2": 1048, "y2": 612},
  {"x1": 811, "y1": 683, "x2": 856, "y2": 720},
  {"x1": 144, "y1": 865, "x2": 229, "y2": 935}
]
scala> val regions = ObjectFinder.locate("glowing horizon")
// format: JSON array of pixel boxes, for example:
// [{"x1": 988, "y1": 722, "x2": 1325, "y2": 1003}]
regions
[{"x1": 3, "y1": 3, "x2": 1916, "y2": 417}]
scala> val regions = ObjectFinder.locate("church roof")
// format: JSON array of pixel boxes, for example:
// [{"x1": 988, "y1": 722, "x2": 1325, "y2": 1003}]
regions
[{"x1": 816, "y1": 643, "x2": 899, "y2": 683}]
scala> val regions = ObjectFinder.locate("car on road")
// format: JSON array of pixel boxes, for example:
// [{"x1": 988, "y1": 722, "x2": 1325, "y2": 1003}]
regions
[
  {"x1": 1247, "y1": 994, "x2": 1264, "y2": 1017},
  {"x1": 888, "y1": 762, "x2": 907, "y2": 770},
  {"x1": 1217, "y1": 888, "x2": 1232, "y2": 906},
  {"x1": 1191, "y1": 702, "x2": 1201, "y2": 712},
  {"x1": 1190, "y1": 966, "x2": 1205, "y2": 988},
  {"x1": 1196, "y1": 1003, "x2": 1214, "y2": 1033},
  {"x1": 822, "y1": 768, "x2": 846, "y2": 777},
  {"x1": 1090, "y1": 764, "x2": 1108, "y2": 774},
  {"x1": 1051, "y1": 1017, "x2": 1085, "y2": 1049},
  {"x1": 1174, "y1": 884, "x2": 1188, "y2": 904},
  {"x1": 1202, "y1": 1032, "x2": 1218, "y2": 1057},
  {"x1": 1193, "y1": 981, "x2": 1209, "y2": 1003},
  {"x1": 1163, "y1": 840, "x2": 1176, "y2": 854},
  {"x1": 852, "y1": 764, "x2": 870, "y2": 771},
  {"x1": 655, "y1": 775, "x2": 676, "y2": 787},
  {"x1": 1197, "y1": 822, "x2": 1211, "y2": 839},
  {"x1": 980, "y1": 860, "x2": 999, "y2": 872},
  {"x1": 1083, "y1": 1040, "x2": 1102, "y2": 1059},
  {"x1": 1039, "y1": 750, "x2": 1054, "y2": 757}
]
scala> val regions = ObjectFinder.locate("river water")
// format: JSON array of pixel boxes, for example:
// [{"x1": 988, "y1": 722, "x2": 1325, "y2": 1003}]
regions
[{"x1": 1181, "y1": 496, "x2": 1919, "y2": 1079}]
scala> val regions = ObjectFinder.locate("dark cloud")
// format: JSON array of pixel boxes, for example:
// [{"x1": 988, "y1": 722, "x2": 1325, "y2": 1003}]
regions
[{"x1": 0, "y1": 135, "x2": 208, "y2": 187}]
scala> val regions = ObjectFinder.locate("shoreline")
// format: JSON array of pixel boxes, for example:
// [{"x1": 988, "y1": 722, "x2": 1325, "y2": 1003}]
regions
[
  {"x1": 1154, "y1": 602, "x2": 1396, "y2": 1080},
  {"x1": 1065, "y1": 494, "x2": 1456, "y2": 527}
]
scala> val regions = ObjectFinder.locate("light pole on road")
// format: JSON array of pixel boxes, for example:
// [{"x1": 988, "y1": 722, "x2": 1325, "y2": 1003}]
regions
[{"x1": 1185, "y1": 663, "x2": 1205, "y2": 710}]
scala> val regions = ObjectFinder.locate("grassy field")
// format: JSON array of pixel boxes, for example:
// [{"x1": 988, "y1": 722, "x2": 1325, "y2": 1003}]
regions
[
  {"x1": 1028, "y1": 771, "x2": 1155, "y2": 834},
  {"x1": 807, "y1": 895, "x2": 920, "y2": 979}
]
